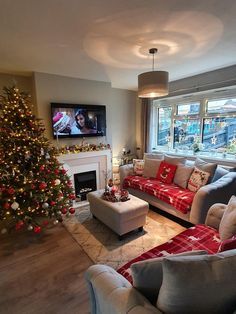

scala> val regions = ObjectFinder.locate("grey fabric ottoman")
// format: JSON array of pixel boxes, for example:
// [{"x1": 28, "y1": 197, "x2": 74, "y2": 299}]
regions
[{"x1": 87, "y1": 190, "x2": 149, "y2": 239}]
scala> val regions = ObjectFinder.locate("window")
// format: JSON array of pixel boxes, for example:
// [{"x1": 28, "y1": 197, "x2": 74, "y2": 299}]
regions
[
  {"x1": 153, "y1": 95, "x2": 236, "y2": 155},
  {"x1": 203, "y1": 117, "x2": 236, "y2": 150},
  {"x1": 157, "y1": 107, "x2": 172, "y2": 146},
  {"x1": 207, "y1": 99, "x2": 236, "y2": 114},
  {"x1": 174, "y1": 119, "x2": 200, "y2": 149},
  {"x1": 176, "y1": 103, "x2": 200, "y2": 115}
]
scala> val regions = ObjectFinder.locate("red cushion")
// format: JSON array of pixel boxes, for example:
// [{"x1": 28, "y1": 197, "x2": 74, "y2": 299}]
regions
[
  {"x1": 156, "y1": 161, "x2": 177, "y2": 184},
  {"x1": 218, "y1": 235, "x2": 236, "y2": 252}
]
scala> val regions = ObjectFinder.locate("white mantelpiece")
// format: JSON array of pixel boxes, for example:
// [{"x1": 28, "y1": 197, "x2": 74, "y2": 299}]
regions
[{"x1": 57, "y1": 150, "x2": 112, "y2": 191}]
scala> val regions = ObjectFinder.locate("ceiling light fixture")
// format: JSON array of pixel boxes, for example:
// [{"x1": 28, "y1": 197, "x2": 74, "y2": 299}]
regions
[{"x1": 138, "y1": 48, "x2": 169, "y2": 98}]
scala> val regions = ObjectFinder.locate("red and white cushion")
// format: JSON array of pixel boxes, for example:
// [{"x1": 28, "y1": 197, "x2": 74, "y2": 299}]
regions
[{"x1": 187, "y1": 167, "x2": 210, "y2": 192}]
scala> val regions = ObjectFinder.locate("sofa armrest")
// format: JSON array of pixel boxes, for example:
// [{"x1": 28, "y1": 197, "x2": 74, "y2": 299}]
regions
[
  {"x1": 205, "y1": 203, "x2": 227, "y2": 230},
  {"x1": 190, "y1": 172, "x2": 236, "y2": 224},
  {"x1": 120, "y1": 164, "x2": 134, "y2": 187},
  {"x1": 85, "y1": 265, "x2": 160, "y2": 314}
]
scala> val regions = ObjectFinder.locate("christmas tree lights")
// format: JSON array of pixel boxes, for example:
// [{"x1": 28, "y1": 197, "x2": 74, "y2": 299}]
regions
[{"x1": 0, "y1": 86, "x2": 75, "y2": 234}]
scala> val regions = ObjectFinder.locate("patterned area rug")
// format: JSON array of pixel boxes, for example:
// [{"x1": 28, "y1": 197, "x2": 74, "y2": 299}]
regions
[{"x1": 63, "y1": 204, "x2": 185, "y2": 269}]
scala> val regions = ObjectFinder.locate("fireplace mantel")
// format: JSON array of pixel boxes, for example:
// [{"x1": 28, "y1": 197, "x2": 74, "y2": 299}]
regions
[{"x1": 57, "y1": 149, "x2": 112, "y2": 190}]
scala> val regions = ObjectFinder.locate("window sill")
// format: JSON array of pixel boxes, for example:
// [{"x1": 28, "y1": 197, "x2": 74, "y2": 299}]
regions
[{"x1": 153, "y1": 148, "x2": 236, "y2": 167}]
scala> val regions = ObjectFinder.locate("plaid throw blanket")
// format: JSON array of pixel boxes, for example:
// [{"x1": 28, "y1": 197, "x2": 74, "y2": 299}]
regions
[
  {"x1": 123, "y1": 175, "x2": 195, "y2": 214},
  {"x1": 117, "y1": 224, "x2": 220, "y2": 283}
]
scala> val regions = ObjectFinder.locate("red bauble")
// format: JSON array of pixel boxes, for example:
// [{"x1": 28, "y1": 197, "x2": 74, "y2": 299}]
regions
[
  {"x1": 50, "y1": 201, "x2": 56, "y2": 206},
  {"x1": 69, "y1": 193, "x2": 76, "y2": 200},
  {"x1": 54, "y1": 169, "x2": 59, "y2": 175},
  {"x1": 39, "y1": 182, "x2": 47, "y2": 190},
  {"x1": 3, "y1": 202, "x2": 10, "y2": 209},
  {"x1": 7, "y1": 187, "x2": 15, "y2": 195},
  {"x1": 47, "y1": 169, "x2": 51, "y2": 174},
  {"x1": 15, "y1": 221, "x2": 24, "y2": 230},
  {"x1": 31, "y1": 184, "x2": 36, "y2": 189},
  {"x1": 39, "y1": 165, "x2": 45, "y2": 171},
  {"x1": 69, "y1": 207, "x2": 75, "y2": 214},
  {"x1": 61, "y1": 208, "x2": 68, "y2": 215},
  {"x1": 67, "y1": 180, "x2": 72, "y2": 186},
  {"x1": 34, "y1": 226, "x2": 41, "y2": 233},
  {"x1": 61, "y1": 169, "x2": 67, "y2": 174}
]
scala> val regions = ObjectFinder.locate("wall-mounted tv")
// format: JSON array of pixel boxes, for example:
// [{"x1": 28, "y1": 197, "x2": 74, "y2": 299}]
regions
[{"x1": 51, "y1": 103, "x2": 106, "y2": 138}]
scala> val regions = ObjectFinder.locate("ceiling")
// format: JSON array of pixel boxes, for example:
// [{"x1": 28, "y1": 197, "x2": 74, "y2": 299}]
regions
[{"x1": 0, "y1": 0, "x2": 236, "y2": 91}]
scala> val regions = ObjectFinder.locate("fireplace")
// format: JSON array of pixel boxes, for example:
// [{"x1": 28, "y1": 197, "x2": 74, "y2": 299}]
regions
[{"x1": 74, "y1": 171, "x2": 97, "y2": 201}]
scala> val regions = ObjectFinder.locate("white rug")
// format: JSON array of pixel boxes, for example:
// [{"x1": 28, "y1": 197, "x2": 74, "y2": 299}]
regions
[{"x1": 63, "y1": 205, "x2": 185, "y2": 269}]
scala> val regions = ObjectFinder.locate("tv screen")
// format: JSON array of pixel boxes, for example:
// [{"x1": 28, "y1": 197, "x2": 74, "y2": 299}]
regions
[{"x1": 51, "y1": 103, "x2": 106, "y2": 138}]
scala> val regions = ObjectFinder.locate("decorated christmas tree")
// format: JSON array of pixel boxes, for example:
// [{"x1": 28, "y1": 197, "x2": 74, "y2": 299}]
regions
[{"x1": 0, "y1": 86, "x2": 75, "y2": 234}]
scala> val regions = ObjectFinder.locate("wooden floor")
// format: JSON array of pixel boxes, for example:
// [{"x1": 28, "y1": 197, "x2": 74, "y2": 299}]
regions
[
  {"x1": 0, "y1": 211, "x2": 185, "y2": 314},
  {"x1": 0, "y1": 224, "x2": 93, "y2": 314}
]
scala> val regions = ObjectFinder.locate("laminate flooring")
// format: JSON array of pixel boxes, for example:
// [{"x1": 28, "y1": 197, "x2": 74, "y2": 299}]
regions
[
  {"x1": 0, "y1": 211, "x2": 185, "y2": 314},
  {"x1": 0, "y1": 224, "x2": 93, "y2": 314}
]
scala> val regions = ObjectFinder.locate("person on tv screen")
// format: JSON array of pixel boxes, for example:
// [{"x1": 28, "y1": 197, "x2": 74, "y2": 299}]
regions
[
  {"x1": 53, "y1": 111, "x2": 72, "y2": 135},
  {"x1": 71, "y1": 109, "x2": 97, "y2": 134}
]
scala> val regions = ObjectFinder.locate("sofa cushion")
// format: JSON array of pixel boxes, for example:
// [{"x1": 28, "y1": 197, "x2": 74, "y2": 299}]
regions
[
  {"x1": 187, "y1": 167, "x2": 210, "y2": 192},
  {"x1": 123, "y1": 176, "x2": 195, "y2": 214},
  {"x1": 212, "y1": 166, "x2": 229, "y2": 182},
  {"x1": 218, "y1": 235, "x2": 236, "y2": 252},
  {"x1": 174, "y1": 164, "x2": 194, "y2": 189},
  {"x1": 164, "y1": 154, "x2": 186, "y2": 165},
  {"x1": 117, "y1": 224, "x2": 220, "y2": 284},
  {"x1": 133, "y1": 159, "x2": 144, "y2": 175},
  {"x1": 194, "y1": 157, "x2": 217, "y2": 182},
  {"x1": 144, "y1": 153, "x2": 164, "y2": 160},
  {"x1": 131, "y1": 250, "x2": 207, "y2": 305},
  {"x1": 157, "y1": 249, "x2": 236, "y2": 314},
  {"x1": 143, "y1": 158, "x2": 162, "y2": 178},
  {"x1": 219, "y1": 195, "x2": 236, "y2": 240},
  {"x1": 156, "y1": 161, "x2": 177, "y2": 184}
]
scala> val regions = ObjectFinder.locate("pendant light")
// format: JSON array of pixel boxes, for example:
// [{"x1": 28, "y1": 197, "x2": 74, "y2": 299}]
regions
[{"x1": 138, "y1": 48, "x2": 169, "y2": 98}]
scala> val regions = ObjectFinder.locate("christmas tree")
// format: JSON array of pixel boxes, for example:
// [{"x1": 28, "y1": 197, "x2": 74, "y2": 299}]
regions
[{"x1": 0, "y1": 86, "x2": 75, "y2": 234}]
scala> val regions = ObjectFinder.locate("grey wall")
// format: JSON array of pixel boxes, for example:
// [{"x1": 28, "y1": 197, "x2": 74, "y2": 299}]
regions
[
  {"x1": 33, "y1": 72, "x2": 137, "y2": 157},
  {"x1": 169, "y1": 65, "x2": 236, "y2": 97}
]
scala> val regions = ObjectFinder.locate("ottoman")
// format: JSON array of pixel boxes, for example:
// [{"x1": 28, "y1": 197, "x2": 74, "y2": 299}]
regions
[{"x1": 87, "y1": 190, "x2": 149, "y2": 239}]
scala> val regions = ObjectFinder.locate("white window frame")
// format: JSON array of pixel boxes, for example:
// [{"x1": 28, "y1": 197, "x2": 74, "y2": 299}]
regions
[{"x1": 152, "y1": 89, "x2": 236, "y2": 154}]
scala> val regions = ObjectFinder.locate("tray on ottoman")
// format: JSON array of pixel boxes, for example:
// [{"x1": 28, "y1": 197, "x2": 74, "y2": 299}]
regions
[{"x1": 87, "y1": 190, "x2": 149, "y2": 240}]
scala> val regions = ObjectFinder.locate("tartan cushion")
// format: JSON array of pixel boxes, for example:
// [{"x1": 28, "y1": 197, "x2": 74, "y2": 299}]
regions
[
  {"x1": 123, "y1": 175, "x2": 195, "y2": 214},
  {"x1": 117, "y1": 224, "x2": 220, "y2": 284}
]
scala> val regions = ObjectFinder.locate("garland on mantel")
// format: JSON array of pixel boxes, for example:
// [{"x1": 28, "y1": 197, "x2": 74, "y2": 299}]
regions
[{"x1": 57, "y1": 143, "x2": 111, "y2": 155}]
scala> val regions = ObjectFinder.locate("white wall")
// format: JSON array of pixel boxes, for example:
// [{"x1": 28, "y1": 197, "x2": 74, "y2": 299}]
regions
[{"x1": 33, "y1": 72, "x2": 137, "y2": 157}]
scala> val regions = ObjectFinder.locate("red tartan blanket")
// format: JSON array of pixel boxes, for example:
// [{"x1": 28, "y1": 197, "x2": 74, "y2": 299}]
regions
[
  {"x1": 117, "y1": 224, "x2": 220, "y2": 283},
  {"x1": 123, "y1": 175, "x2": 195, "y2": 214}
]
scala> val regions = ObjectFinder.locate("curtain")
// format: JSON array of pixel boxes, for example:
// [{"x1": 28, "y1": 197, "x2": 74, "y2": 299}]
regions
[{"x1": 140, "y1": 98, "x2": 153, "y2": 157}]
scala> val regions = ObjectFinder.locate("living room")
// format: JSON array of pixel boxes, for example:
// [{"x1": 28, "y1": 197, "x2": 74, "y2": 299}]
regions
[{"x1": 0, "y1": 1, "x2": 236, "y2": 313}]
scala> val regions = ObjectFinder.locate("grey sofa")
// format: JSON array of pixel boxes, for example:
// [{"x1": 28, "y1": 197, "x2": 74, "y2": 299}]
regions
[
  {"x1": 85, "y1": 204, "x2": 236, "y2": 314},
  {"x1": 119, "y1": 159, "x2": 236, "y2": 224}
]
